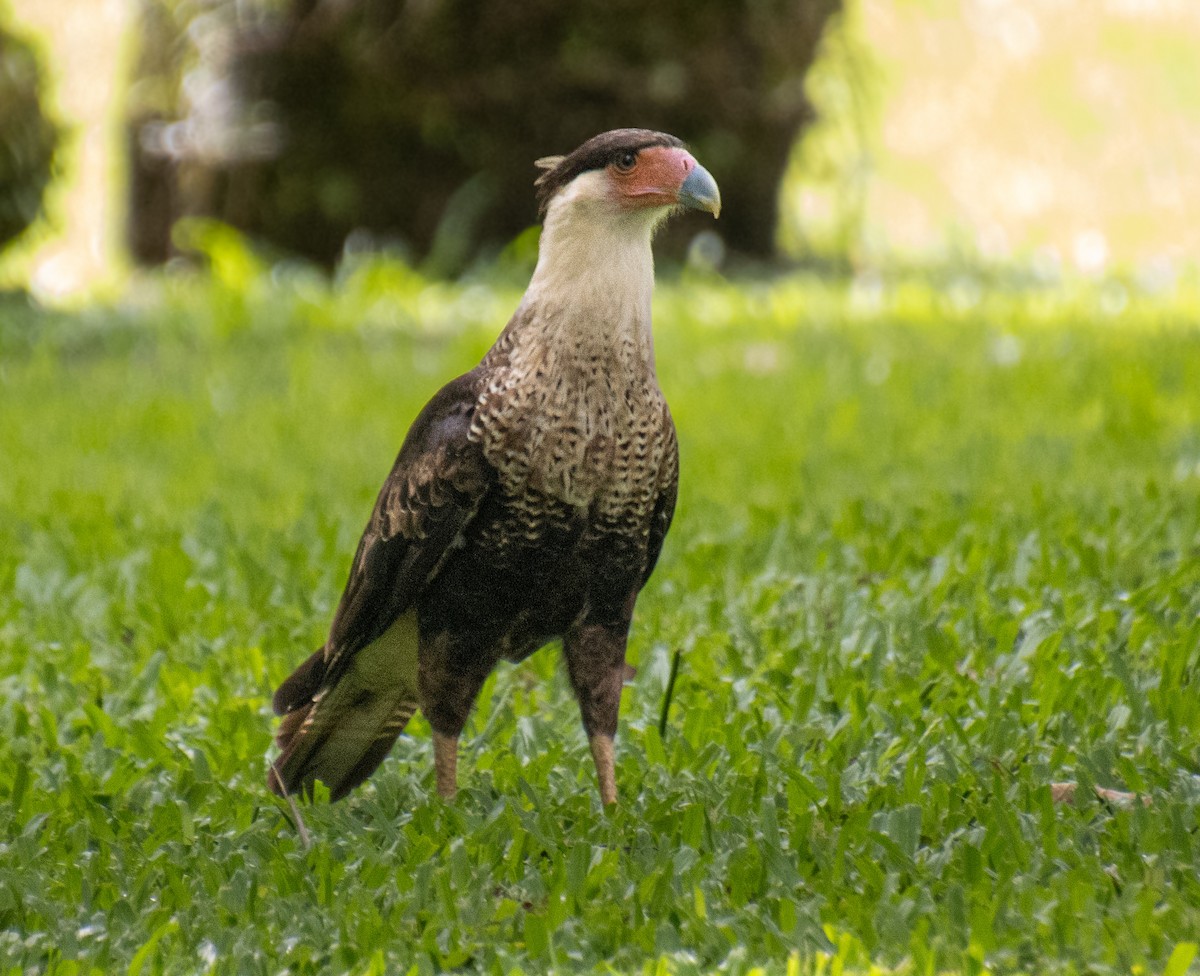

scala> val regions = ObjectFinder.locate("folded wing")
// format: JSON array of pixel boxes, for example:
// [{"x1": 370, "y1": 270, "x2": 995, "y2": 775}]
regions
[{"x1": 269, "y1": 371, "x2": 493, "y2": 799}]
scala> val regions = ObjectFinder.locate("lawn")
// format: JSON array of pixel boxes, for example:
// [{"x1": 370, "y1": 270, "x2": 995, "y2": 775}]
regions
[{"x1": 1, "y1": 254, "x2": 1199, "y2": 975}]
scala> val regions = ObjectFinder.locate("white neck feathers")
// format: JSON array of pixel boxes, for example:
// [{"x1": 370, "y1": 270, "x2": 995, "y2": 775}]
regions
[{"x1": 516, "y1": 171, "x2": 665, "y2": 366}]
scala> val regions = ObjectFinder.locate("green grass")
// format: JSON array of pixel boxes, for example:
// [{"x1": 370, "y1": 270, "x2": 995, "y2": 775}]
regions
[{"x1": 2, "y1": 258, "x2": 1200, "y2": 975}]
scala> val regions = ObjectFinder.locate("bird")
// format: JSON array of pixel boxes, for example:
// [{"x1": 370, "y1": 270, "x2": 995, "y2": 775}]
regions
[{"x1": 268, "y1": 128, "x2": 720, "y2": 806}]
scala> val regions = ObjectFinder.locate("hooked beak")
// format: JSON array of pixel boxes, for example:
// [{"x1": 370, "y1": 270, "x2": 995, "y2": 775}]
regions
[{"x1": 677, "y1": 163, "x2": 721, "y2": 218}]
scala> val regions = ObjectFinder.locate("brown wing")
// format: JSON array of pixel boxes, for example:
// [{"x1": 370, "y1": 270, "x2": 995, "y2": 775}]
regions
[
  {"x1": 269, "y1": 369, "x2": 494, "y2": 799},
  {"x1": 641, "y1": 403, "x2": 679, "y2": 589}
]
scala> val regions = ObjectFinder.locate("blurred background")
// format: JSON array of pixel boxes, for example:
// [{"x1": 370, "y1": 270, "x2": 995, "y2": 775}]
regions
[{"x1": 1, "y1": 0, "x2": 1197, "y2": 299}]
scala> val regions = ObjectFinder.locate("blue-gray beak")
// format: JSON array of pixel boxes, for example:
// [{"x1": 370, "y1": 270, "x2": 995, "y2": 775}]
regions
[{"x1": 677, "y1": 163, "x2": 721, "y2": 218}]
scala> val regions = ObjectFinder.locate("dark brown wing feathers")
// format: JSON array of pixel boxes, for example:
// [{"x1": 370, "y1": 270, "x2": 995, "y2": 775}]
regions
[
  {"x1": 641, "y1": 405, "x2": 679, "y2": 588},
  {"x1": 324, "y1": 371, "x2": 492, "y2": 677},
  {"x1": 271, "y1": 646, "x2": 327, "y2": 716},
  {"x1": 269, "y1": 370, "x2": 493, "y2": 798}
]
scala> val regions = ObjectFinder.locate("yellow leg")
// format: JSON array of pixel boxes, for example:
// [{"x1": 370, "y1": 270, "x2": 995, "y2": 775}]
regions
[
  {"x1": 589, "y1": 734, "x2": 618, "y2": 805},
  {"x1": 433, "y1": 730, "x2": 458, "y2": 800}
]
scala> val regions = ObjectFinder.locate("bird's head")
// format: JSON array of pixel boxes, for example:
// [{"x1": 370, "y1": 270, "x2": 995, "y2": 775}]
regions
[{"x1": 534, "y1": 129, "x2": 721, "y2": 229}]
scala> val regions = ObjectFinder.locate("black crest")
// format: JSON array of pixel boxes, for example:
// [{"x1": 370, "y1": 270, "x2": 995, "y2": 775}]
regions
[{"x1": 533, "y1": 129, "x2": 686, "y2": 218}]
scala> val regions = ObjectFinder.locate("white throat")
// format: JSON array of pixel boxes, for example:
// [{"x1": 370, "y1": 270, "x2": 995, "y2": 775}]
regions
[{"x1": 520, "y1": 170, "x2": 667, "y2": 366}]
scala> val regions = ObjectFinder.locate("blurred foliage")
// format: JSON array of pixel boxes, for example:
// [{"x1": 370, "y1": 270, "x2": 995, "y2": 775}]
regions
[
  {"x1": 125, "y1": 0, "x2": 841, "y2": 271},
  {"x1": 124, "y1": 0, "x2": 273, "y2": 265},
  {"x1": 0, "y1": 11, "x2": 59, "y2": 255},
  {"x1": 778, "y1": 1, "x2": 880, "y2": 268}
]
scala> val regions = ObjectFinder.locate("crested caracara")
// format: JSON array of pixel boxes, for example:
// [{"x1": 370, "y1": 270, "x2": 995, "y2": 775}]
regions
[{"x1": 269, "y1": 128, "x2": 721, "y2": 805}]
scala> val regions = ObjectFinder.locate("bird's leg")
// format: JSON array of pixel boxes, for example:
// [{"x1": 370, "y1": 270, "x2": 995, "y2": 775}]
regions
[
  {"x1": 564, "y1": 622, "x2": 632, "y2": 806},
  {"x1": 419, "y1": 638, "x2": 492, "y2": 801},
  {"x1": 432, "y1": 730, "x2": 458, "y2": 800},
  {"x1": 588, "y1": 733, "x2": 618, "y2": 806}
]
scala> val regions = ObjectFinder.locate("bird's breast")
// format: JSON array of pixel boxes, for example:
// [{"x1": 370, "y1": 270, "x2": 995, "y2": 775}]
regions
[
  {"x1": 473, "y1": 354, "x2": 668, "y2": 514},
  {"x1": 423, "y1": 351, "x2": 673, "y2": 647}
]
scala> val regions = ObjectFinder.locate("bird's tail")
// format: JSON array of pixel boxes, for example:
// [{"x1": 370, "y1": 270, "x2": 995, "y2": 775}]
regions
[{"x1": 268, "y1": 610, "x2": 421, "y2": 801}]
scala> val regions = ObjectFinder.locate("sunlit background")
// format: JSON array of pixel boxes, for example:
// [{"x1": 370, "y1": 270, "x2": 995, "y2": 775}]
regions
[
  {"x1": 4, "y1": 0, "x2": 1199, "y2": 299},
  {"x1": 784, "y1": 0, "x2": 1200, "y2": 284}
]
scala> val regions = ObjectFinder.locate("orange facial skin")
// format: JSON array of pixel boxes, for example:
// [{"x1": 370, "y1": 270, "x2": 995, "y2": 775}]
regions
[{"x1": 609, "y1": 146, "x2": 698, "y2": 209}]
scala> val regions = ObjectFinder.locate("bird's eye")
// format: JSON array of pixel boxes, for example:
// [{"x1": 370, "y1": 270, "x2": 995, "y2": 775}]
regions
[{"x1": 613, "y1": 150, "x2": 638, "y2": 173}]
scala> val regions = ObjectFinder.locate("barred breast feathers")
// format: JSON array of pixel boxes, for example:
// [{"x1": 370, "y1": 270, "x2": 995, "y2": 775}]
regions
[
  {"x1": 468, "y1": 179, "x2": 671, "y2": 511},
  {"x1": 473, "y1": 321, "x2": 668, "y2": 510}
]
